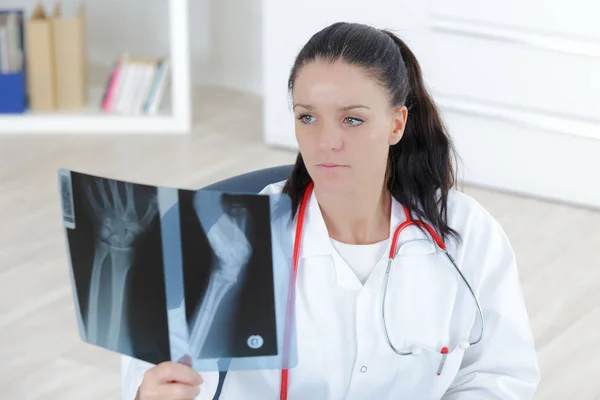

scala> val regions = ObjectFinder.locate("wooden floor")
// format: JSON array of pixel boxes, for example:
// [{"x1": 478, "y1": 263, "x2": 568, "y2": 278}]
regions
[{"x1": 1, "y1": 86, "x2": 599, "y2": 400}]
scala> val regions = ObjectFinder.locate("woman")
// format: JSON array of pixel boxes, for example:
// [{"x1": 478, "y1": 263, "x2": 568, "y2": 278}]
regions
[{"x1": 123, "y1": 22, "x2": 540, "y2": 399}]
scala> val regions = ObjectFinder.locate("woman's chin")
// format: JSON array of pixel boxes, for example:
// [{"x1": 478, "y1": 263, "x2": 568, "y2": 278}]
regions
[
  {"x1": 312, "y1": 176, "x2": 354, "y2": 195},
  {"x1": 307, "y1": 165, "x2": 353, "y2": 190}
]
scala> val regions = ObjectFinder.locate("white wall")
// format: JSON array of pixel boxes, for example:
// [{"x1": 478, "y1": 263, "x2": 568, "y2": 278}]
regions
[
  {"x1": 260, "y1": 0, "x2": 600, "y2": 209},
  {"x1": 0, "y1": 0, "x2": 263, "y2": 95}
]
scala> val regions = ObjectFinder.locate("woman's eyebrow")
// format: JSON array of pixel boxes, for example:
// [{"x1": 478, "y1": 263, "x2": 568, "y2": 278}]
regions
[
  {"x1": 339, "y1": 104, "x2": 370, "y2": 111},
  {"x1": 293, "y1": 104, "x2": 313, "y2": 111},
  {"x1": 293, "y1": 104, "x2": 370, "y2": 111}
]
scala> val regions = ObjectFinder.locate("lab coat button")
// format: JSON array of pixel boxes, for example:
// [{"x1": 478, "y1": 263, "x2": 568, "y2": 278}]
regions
[{"x1": 360, "y1": 366, "x2": 367, "y2": 373}]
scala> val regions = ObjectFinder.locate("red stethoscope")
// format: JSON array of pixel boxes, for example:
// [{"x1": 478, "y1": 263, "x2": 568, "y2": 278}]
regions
[{"x1": 278, "y1": 181, "x2": 484, "y2": 400}]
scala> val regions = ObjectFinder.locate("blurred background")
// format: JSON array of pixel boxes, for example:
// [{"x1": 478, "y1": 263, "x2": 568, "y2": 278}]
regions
[{"x1": 0, "y1": 0, "x2": 598, "y2": 399}]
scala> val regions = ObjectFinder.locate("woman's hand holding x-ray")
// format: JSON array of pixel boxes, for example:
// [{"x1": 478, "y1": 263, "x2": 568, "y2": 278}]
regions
[
  {"x1": 85, "y1": 178, "x2": 157, "y2": 350},
  {"x1": 189, "y1": 202, "x2": 253, "y2": 357}
]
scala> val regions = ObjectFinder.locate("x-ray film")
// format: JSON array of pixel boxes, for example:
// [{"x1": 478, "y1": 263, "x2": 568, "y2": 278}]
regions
[{"x1": 58, "y1": 169, "x2": 298, "y2": 372}]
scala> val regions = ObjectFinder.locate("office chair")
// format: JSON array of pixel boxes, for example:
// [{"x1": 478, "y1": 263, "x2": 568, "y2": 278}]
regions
[
  {"x1": 201, "y1": 164, "x2": 293, "y2": 194},
  {"x1": 199, "y1": 164, "x2": 293, "y2": 400}
]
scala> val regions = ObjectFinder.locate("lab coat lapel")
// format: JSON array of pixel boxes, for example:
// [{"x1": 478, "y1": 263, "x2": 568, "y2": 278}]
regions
[
  {"x1": 363, "y1": 196, "x2": 412, "y2": 288},
  {"x1": 298, "y1": 189, "x2": 335, "y2": 259},
  {"x1": 298, "y1": 190, "x2": 364, "y2": 289}
]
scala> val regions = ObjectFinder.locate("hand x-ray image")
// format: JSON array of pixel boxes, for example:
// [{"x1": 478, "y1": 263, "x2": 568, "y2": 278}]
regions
[
  {"x1": 178, "y1": 189, "x2": 279, "y2": 360},
  {"x1": 60, "y1": 170, "x2": 171, "y2": 364}
]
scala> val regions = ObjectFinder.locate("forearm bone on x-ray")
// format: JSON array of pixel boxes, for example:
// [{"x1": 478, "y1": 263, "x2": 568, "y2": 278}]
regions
[
  {"x1": 85, "y1": 178, "x2": 157, "y2": 350},
  {"x1": 189, "y1": 205, "x2": 253, "y2": 357}
]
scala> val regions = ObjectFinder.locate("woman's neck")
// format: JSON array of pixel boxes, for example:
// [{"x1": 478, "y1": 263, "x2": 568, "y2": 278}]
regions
[{"x1": 315, "y1": 185, "x2": 391, "y2": 245}]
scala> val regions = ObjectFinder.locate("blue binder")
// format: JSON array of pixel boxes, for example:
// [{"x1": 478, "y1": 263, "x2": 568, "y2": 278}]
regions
[
  {"x1": 0, "y1": 9, "x2": 26, "y2": 114},
  {"x1": 0, "y1": 71, "x2": 26, "y2": 113}
]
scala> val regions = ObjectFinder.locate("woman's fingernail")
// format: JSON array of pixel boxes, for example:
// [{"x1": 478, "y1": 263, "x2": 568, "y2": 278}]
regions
[{"x1": 178, "y1": 354, "x2": 192, "y2": 366}]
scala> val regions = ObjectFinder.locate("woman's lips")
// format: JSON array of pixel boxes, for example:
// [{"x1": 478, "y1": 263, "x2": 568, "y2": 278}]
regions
[{"x1": 316, "y1": 163, "x2": 348, "y2": 169}]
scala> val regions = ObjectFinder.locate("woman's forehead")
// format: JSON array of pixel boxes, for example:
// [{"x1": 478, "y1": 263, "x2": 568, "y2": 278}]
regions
[{"x1": 293, "y1": 61, "x2": 386, "y2": 109}]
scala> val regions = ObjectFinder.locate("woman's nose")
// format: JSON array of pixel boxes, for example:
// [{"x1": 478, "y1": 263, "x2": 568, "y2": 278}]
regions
[{"x1": 316, "y1": 122, "x2": 343, "y2": 151}]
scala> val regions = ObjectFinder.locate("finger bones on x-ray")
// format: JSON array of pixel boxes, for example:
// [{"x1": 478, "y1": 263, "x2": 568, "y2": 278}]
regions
[
  {"x1": 84, "y1": 178, "x2": 158, "y2": 350},
  {"x1": 189, "y1": 206, "x2": 253, "y2": 357}
]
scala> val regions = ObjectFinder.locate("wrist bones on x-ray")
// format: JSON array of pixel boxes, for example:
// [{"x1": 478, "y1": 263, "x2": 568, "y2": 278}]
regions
[
  {"x1": 85, "y1": 178, "x2": 157, "y2": 349},
  {"x1": 189, "y1": 207, "x2": 253, "y2": 356}
]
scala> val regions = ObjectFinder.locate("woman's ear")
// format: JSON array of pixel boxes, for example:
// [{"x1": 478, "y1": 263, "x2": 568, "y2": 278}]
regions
[{"x1": 389, "y1": 105, "x2": 408, "y2": 145}]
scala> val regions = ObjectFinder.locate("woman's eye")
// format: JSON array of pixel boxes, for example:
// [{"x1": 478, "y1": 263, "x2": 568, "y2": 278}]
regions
[
  {"x1": 344, "y1": 117, "x2": 364, "y2": 126},
  {"x1": 298, "y1": 114, "x2": 316, "y2": 124}
]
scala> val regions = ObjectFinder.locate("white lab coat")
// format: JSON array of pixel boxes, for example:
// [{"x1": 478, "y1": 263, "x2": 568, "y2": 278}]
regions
[{"x1": 121, "y1": 180, "x2": 540, "y2": 399}]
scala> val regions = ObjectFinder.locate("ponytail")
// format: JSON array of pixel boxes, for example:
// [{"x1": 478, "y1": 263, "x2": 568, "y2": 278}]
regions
[
  {"x1": 284, "y1": 22, "x2": 461, "y2": 244},
  {"x1": 381, "y1": 30, "x2": 461, "y2": 243}
]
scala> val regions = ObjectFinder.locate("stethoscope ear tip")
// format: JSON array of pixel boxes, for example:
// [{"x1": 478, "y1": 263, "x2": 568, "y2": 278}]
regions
[
  {"x1": 459, "y1": 339, "x2": 470, "y2": 350},
  {"x1": 411, "y1": 347, "x2": 422, "y2": 356}
]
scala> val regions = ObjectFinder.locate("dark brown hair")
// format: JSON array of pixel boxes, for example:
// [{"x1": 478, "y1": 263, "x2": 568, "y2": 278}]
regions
[{"x1": 283, "y1": 22, "x2": 461, "y2": 243}]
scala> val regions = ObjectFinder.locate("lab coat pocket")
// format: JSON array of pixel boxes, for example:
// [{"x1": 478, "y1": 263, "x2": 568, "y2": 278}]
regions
[
  {"x1": 393, "y1": 345, "x2": 466, "y2": 398},
  {"x1": 383, "y1": 239, "x2": 460, "y2": 353}
]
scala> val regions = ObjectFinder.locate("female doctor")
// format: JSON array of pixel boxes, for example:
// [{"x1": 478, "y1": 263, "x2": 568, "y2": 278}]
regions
[{"x1": 123, "y1": 22, "x2": 540, "y2": 399}]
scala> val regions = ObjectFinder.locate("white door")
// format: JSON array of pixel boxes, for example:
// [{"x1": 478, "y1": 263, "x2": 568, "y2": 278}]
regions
[{"x1": 261, "y1": 0, "x2": 600, "y2": 209}]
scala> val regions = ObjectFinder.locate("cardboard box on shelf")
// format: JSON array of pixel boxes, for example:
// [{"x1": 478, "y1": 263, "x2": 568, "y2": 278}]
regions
[
  {"x1": 52, "y1": 2, "x2": 87, "y2": 110},
  {"x1": 25, "y1": 2, "x2": 87, "y2": 112},
  {"x1": 25, "y1": 3, "x2": 56, "y2": 111}
]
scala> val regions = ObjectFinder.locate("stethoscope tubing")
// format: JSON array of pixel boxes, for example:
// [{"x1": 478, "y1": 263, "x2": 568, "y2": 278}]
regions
[
  {"x1": 382, "y1": 246, "x2": 485, "y2": 356},
  {"x1": 382, "y1": 204, "x2": 485, "y2": 356}
]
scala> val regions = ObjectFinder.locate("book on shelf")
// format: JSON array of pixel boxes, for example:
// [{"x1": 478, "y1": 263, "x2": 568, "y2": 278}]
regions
[
  {"x1": 101, "y1": 55, "x2": 171, "y2": 116},
  {"x1": 0, "y1": 9, "x2": 24, "y2": 74}
]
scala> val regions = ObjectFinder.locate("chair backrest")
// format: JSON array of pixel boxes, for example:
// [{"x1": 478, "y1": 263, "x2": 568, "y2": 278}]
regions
[{"x1": 200, "y1": 164, "x2": 293, "y2": 193}]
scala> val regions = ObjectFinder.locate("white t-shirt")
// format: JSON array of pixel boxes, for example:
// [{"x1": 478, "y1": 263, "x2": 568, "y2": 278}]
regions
[{"x1": 330, "y1": 237, "x2": 389, "y2": 285}]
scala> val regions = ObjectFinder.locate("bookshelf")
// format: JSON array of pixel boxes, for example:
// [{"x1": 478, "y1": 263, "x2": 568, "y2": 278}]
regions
[{"x1": 0, "y1": 0, "x2": 191, "y2": 135}]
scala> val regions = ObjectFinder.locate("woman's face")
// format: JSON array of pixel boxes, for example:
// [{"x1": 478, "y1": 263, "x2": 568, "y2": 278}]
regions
[{"x1": 292, "y1": 59, "x2": 408, "y2": 195}]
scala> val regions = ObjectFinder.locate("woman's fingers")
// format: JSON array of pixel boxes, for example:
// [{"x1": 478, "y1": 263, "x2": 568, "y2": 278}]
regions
[
  {"x1": 157, "y1": 382, "x2": 201, "y2": 400},
  {"x1": 149, "y1": 361, "x2": 204, "y2": 386},
  {"x1": 138, "y1": 361, "x2": 204, "y2": 400}
]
